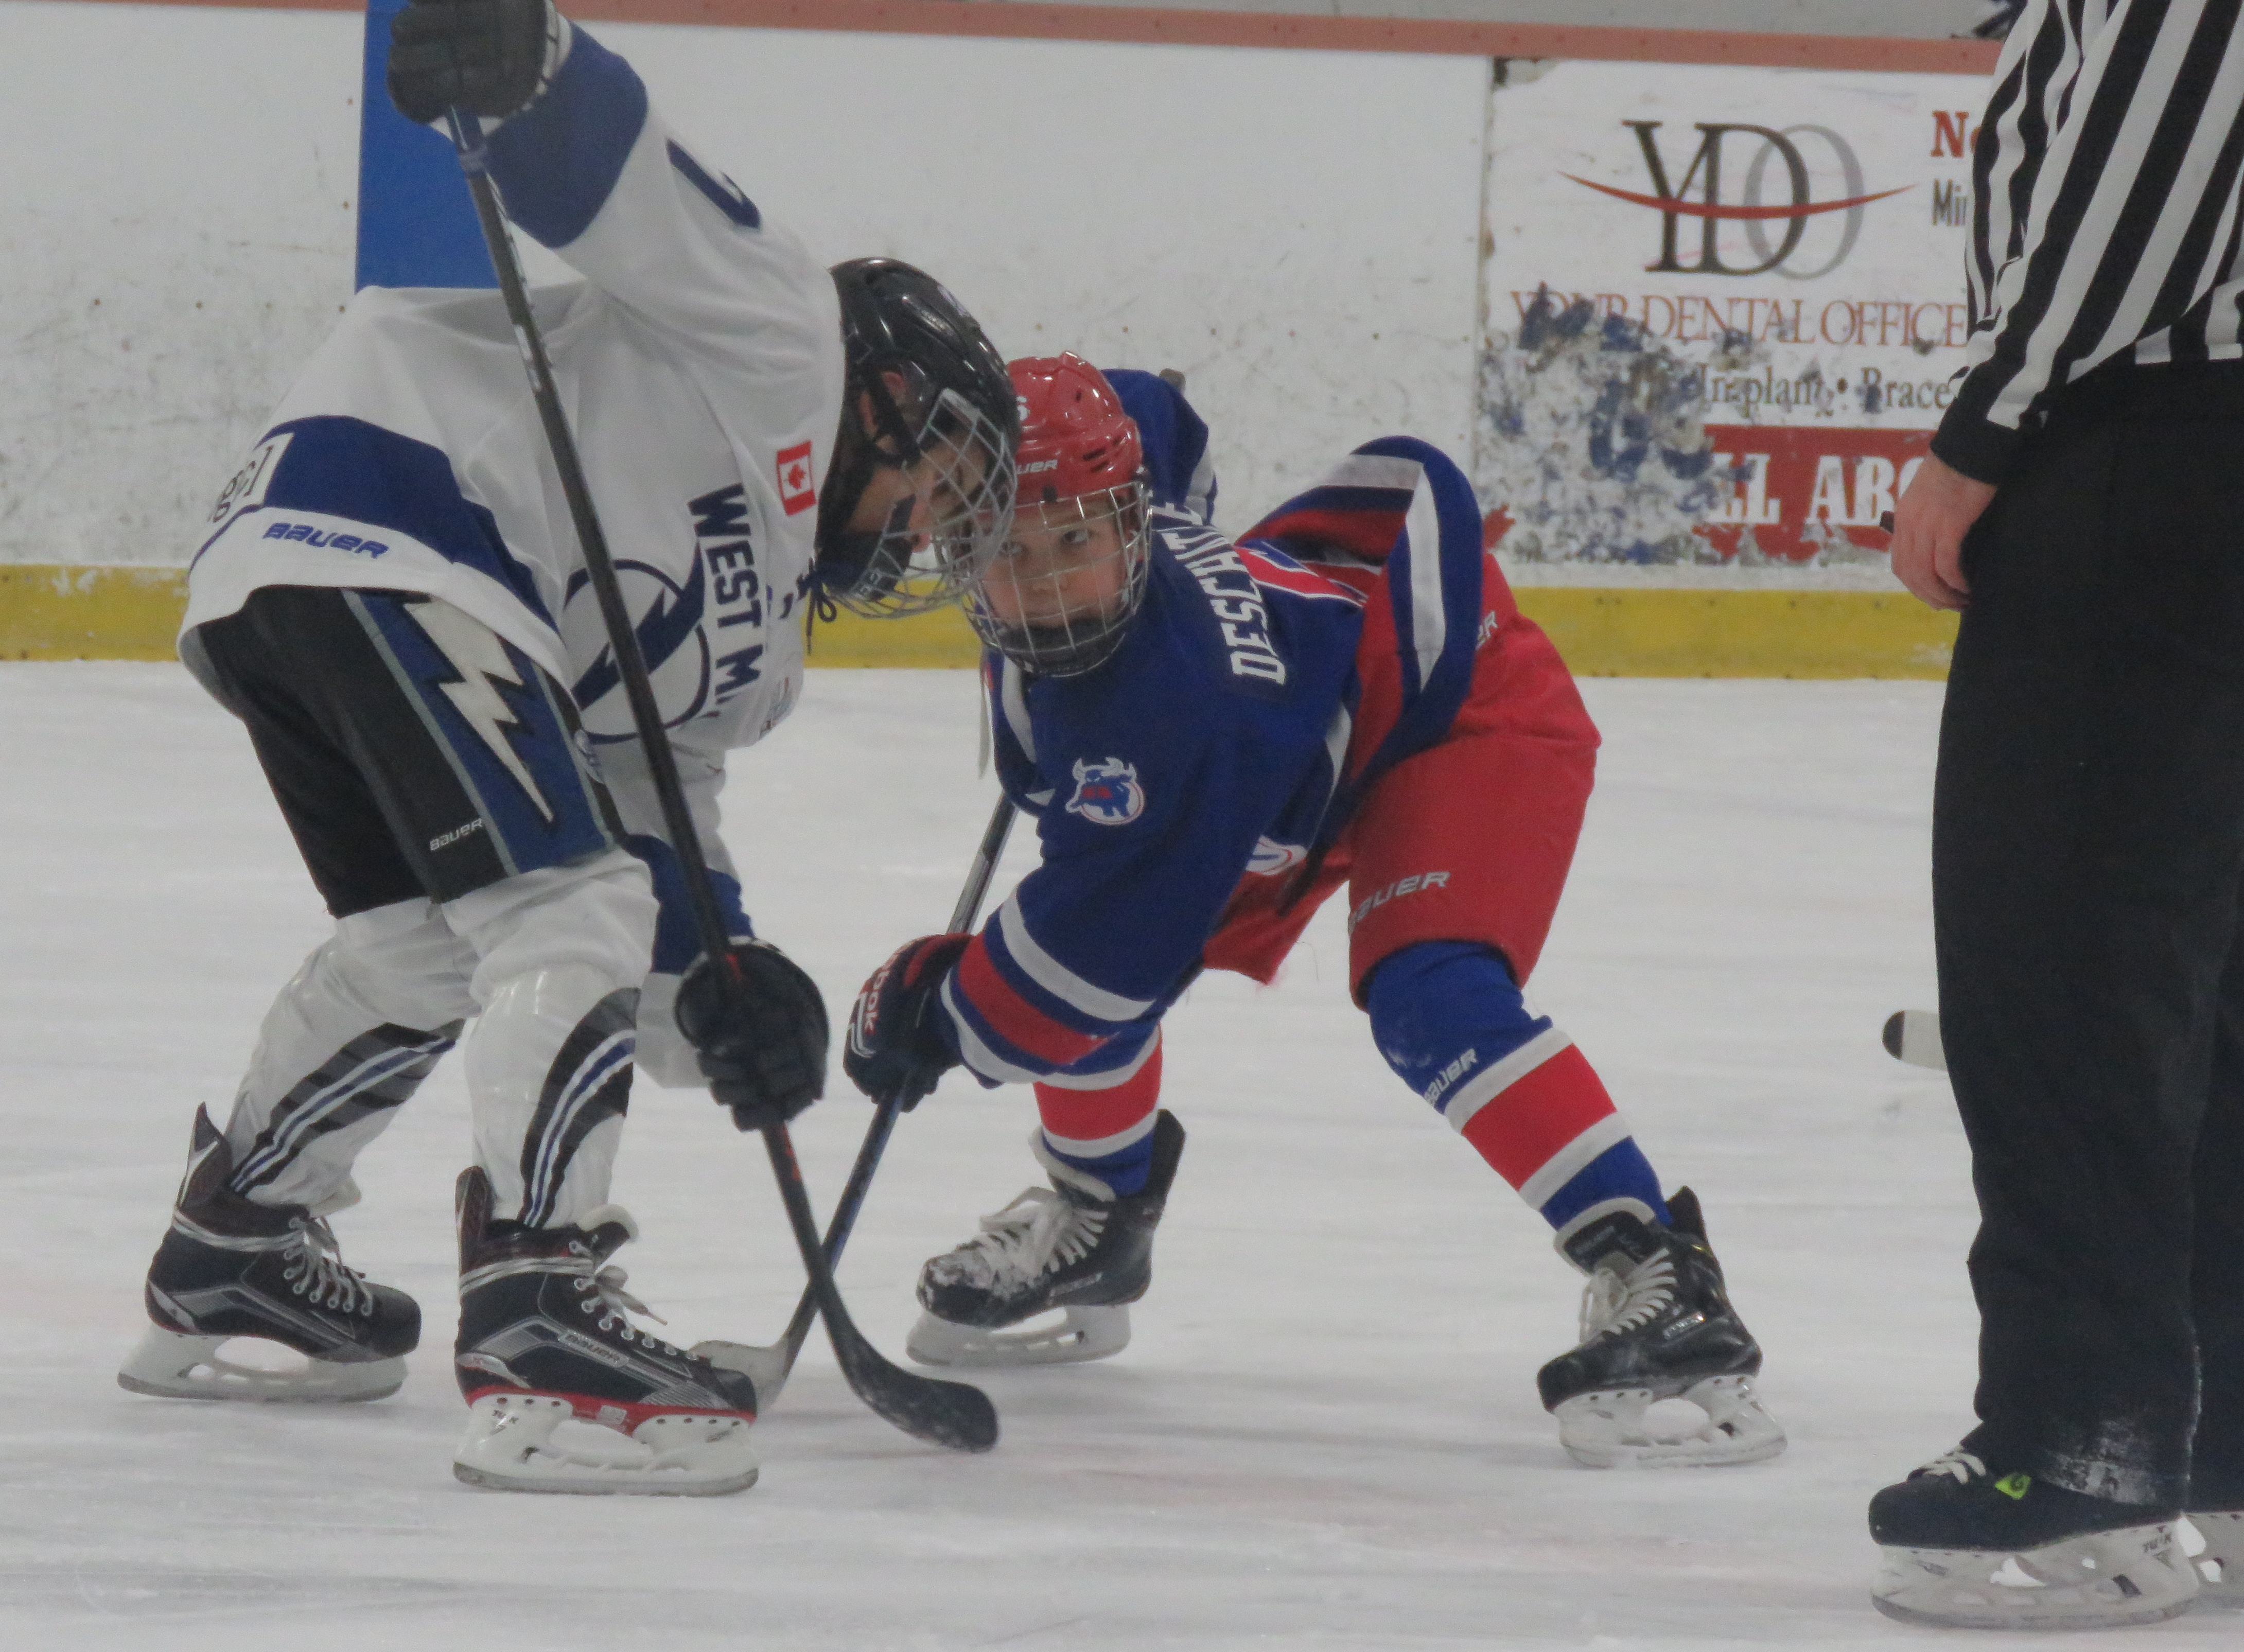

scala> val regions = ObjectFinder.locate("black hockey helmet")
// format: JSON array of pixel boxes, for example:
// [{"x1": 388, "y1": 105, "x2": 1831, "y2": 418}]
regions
[{"x1": 817, "y1": 258, "x2": 1019, "y2": 616}]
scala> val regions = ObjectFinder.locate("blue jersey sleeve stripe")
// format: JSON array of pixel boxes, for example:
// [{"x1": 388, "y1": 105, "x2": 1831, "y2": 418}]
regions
[
  {"x1": 484, "y1": 28, "x2": 649, "y2": 250},
  {"x1": 256, "y1": 415, "x2": 552, "y2": 624},
  {"x1": 625, "y1": 832, "x2": 749, "y2": 973}
]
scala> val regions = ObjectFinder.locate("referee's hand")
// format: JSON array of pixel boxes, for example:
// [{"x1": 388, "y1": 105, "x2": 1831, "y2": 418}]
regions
[{"x1": 1890, "y1": 453, "x2": 1997, "y2": 612}]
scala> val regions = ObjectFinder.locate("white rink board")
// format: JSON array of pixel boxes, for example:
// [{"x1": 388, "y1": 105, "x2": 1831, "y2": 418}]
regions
[
  {"x1": 7, "y1": 661, "x2": 2239, "y2": 1648},
  {"x1": 0, "y1": 1, "x2": 1482, "y2": 569}
]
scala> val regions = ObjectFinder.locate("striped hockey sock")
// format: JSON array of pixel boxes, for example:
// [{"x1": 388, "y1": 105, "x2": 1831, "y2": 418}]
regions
[
  {"x1": 1366, "y1": 940, "x2": 1669, "y2": 1230},
  {"x1": 1034, "y1": 1032, "x2": 1164, "y2": 1197}
]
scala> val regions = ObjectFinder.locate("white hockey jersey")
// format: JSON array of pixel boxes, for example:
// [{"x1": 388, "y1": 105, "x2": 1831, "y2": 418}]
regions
[{"x1": 181, "y1": 28, "x2": 843, "y2": 1082}]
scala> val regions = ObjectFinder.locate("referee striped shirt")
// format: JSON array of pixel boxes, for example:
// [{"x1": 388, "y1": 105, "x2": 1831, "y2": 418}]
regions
[{"x1": 1939, "y1": 0, "x2": 2244, "y2": 481}]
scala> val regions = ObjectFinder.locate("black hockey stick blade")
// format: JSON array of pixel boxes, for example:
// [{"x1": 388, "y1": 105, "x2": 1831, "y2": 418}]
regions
[
  {"x1": 759, "y1": 1121, "x2": 996, "y2": 1452},
  {"x1": 1883, "y1": 1008, "x2": 1947, "y2": 1071}
]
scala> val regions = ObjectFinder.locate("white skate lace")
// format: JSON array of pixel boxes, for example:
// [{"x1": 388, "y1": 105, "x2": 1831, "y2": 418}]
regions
[
  {"x1": 560, "y1": 1244, "x2": 694, "y2": 1360},
  {"x1": 282, "y1": 1217, "x2": 373, "y2": 1316},
  {"x1": 1917, "y1": 1447, "x2": 1988, "y2": 1484},
  {"x1": 935, "y1": 1187, "x2": 1107, "y2": 1291},
  {"x1": 1579, "y1": 1251, "x2": 1677, "y2": 1341}
]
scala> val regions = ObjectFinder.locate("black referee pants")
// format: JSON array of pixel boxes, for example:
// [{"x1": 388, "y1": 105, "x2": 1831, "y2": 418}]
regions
[{"x1": 1937, "y1": 361, "x2": 2244, "y2": 1513}]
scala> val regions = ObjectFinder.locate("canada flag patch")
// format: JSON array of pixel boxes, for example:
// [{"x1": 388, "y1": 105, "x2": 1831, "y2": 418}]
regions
[
  {"x1": 1065, "y1": 757, "x2": 1145, "y2": 827},
  {"x1": 776, "y1": 442, "x2": 817, "y2": 516}
]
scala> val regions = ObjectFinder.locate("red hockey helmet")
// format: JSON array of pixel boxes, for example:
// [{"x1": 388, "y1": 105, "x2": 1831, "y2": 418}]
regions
[{"x1": 966, "y1": 355, "x2": 1152, "y2": 677}]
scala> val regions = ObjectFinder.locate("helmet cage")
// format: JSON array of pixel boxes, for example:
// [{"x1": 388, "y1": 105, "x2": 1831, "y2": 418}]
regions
[
  {"x1": 822, "y1": 381, "x2": 1018, "y2": 618},
  {"x1": 966, "y1": 479, "x2": 1152, "y2": 677},
  {"x1": 820, "y1": 258, "x2": 1019, "y2": 618}
]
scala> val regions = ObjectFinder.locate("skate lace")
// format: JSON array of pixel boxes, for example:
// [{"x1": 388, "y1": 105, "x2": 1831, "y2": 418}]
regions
[
  {"x1": 1916, "y1": 1447, "x2": 1988, "y2": 1485},
  {"x1": 1579, "y1": 1252, "x2": 1677, "y2": 1341},
  {"x1": 282, "y1": 1218, "x2": 373, "y2": 1316},
  {"x1": 949, "y1": 1187, "x2": 1106, "y2": 1290},
  {"x1": 562, "y1": 1244, "x2": 696, "y2": 1361}
]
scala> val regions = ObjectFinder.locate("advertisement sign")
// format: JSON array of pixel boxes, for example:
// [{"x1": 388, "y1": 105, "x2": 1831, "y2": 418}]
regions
[{"x1": 1478, "y1": 59, "x2": 1989, "y2": 570}]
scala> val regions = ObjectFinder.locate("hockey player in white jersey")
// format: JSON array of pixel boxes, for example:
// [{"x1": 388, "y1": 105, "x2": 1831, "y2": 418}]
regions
[{"x1": 116, "y1": 0, "x2": 1016, "y2": 1496}]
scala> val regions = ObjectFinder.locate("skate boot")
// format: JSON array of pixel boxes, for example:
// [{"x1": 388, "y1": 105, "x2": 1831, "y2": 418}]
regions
[
  {"x1": 1534, "y1": 1188, "x2": 1784, "y2": 1468},
  {"x1": 450, "y1": 1167, "x2": 758, "y2": 1496},
  {"x1": 118, "y1": 1105, "x2": 419, "y2": 1402},
  {"x1": 907, "y1": 1110, "x2": 1185, "y2": 1368},
  {"x1": 1869, "y1": 1447, "x2": 2199, "y2": 1627}
]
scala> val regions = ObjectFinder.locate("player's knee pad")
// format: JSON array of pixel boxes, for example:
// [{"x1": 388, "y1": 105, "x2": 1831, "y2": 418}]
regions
[
  {"x1": 297, "y1": 896, "x2": 480, "y2": 1032},
  {"x1": 227, "y1": 900, "x2": 473, "y2": 1211},
  {"x1": 1366, "y1": 941, "x2": 1542, "y2": 1087},
  {"x1": 445, "y1": 847, "x2": 658, "y2": 1008},
  {"x1": 465, "y1": 963, "x2": 639, "y2": 1228}
]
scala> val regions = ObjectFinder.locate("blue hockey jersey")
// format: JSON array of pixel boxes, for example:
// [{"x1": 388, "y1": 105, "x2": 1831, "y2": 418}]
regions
[{"x1": 937, "y1": 375, "x2": 1491, "y2": 1086}]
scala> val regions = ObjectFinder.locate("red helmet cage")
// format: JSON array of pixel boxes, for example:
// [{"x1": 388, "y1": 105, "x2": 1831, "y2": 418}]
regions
[{"x1": 1010, "y1": 354, "x2": 1144, "y2": 506}]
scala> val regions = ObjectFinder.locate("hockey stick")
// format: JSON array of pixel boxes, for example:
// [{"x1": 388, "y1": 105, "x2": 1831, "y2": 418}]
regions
[
  {"x1": 444, "y1": 112, "x2": 995, "y2": 1453},
  {"x1": 700, "y1": 793, "x2": 1018, "y2": 1404},
  {"x1": 1882, "y1": 1008, "x2": 1947, "y2": 1071}
]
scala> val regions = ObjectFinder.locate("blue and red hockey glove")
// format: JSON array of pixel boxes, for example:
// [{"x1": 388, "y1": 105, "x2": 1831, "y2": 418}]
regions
[{"x1": 844, "y1": 934, "x2": 971, "y2": 1108}]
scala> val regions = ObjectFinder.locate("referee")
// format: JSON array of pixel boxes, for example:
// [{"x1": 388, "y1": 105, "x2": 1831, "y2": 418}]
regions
[{"x1": 1873, "y1": 0, "x2": 2244, "y2": 1627}]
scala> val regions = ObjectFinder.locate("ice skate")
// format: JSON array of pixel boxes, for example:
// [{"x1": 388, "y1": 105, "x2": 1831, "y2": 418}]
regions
[
  {"x1": 451, "y1": 1168, "x2": 758, "y2": 1496},
  {"x1": 118, "y1": 1105, "x2": 418, "y2": 1403},
  {"x1": 2192, "y1": 1508, "x2": 2244, "y2": 1603},
  {"x1": 1535, "y1": 1189, "x2": 1784, "y2": 1468},
  {"x1": 1868, "y1": 1448, "x2": 2200, "y2": 1627},
  {"x1": 907, "y1": 1111, "x2": 1184, "y2": 1369}
]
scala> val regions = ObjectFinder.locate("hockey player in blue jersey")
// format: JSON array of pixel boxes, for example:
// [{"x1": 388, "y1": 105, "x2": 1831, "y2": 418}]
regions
[
  {"x1": 843, "y1": 356, "x2": 1783, "y2": 1467},
  {"x1": 116, "y1": 0, "x2": 1015, "y2": 1495}
]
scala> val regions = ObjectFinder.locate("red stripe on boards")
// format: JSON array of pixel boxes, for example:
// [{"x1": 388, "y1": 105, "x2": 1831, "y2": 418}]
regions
[{"x1": 71, "y1": 0, "x2": 2004, "y2": 75}]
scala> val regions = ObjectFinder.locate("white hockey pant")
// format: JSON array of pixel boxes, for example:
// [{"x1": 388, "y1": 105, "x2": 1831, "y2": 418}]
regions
[{"x1": 220, "y1": 848, "x2": 657, "y2": 1229}]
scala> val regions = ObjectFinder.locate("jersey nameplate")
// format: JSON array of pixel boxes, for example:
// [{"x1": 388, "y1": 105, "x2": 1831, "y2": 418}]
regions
[{"x1": 1169, "y1": 532, "x2": 1287, "y2": 693}]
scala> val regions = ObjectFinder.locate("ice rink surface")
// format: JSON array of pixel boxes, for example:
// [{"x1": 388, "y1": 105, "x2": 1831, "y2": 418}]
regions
[{"x1": 3, "y1": 662, "x2": 2233, "y2": 1650}]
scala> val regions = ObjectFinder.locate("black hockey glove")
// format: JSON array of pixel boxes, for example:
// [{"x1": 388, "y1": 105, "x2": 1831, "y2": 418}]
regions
[
  {"x1": 844, "y1": 934, "x2": 971, "y2": 1109},
  {"x1": 674, "y1": 941, "x2": 830, "y2": 1133},
  {"x1": 388, "y1": 0, "x2": 564, "y2": 127}
]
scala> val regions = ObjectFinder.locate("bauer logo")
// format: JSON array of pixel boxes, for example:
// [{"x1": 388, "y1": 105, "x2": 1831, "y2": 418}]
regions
[
  {"x1": 258, "y1": 520, "x2": 390, "y2": 556},
  {"x1": 1065, "y1": 757, "x2": 1145, "y2": 827}
]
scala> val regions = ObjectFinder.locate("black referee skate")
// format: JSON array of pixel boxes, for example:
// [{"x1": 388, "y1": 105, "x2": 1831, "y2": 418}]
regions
[
  {"x1": 1868, "y1": 1447, "x2": 2200, "y2": 1627},
  {"x1": 118, "y1": 1105, "x2": 419, "y2": 1403},
  {"x1": 907, "y1": 1111, "x2": 1186, "y2": 1368},
  {"x1": 1534, "y1": 1188, "x2": 1784, "y2": 1468},
  {"x1": 450, "y1": 1167, "x2": 758, "y2": 1496}
]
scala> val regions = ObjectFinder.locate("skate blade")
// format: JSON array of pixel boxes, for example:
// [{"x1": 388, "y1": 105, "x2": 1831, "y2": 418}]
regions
[
  {"x1": 2190, "y1": 1511, "x2": 2244, "y2": 1603},
  {"x1": 116, "y1": 1326, "x2": 405, "y2": 1403},
  {"x1": 1871, "y1": 1520, "x2": 2200, "y2": 1629},
  {"x1": 451, "y1": 1393, "x2": 758, "y2": 1497},
  {"x1": 1552, "y1": 1374, "x2": 1786, "y2": 1469},
  {"x1": 905, "y1": 1305, "x2": 1130, "y2": 1369}
]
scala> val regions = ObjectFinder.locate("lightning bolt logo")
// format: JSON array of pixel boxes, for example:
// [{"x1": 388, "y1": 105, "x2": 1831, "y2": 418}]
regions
[{"x1": 409, "y1": 602, "x2": 556, "y2": 823}]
